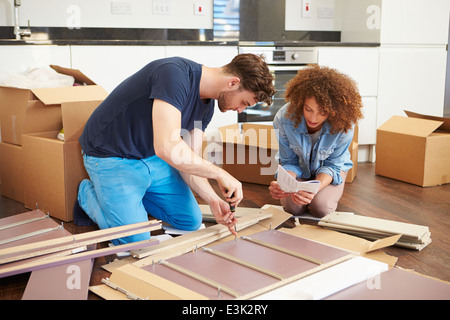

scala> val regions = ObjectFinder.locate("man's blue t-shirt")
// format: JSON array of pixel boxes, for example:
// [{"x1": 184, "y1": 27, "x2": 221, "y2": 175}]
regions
[{"x1": 79, "y1": 57, "x2": 215, "y2": 159}]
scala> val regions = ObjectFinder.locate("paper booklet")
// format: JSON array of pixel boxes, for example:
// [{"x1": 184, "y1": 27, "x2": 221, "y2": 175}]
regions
[{"x1": 276, "y1": 165, "x2": 321, "y2": 194}]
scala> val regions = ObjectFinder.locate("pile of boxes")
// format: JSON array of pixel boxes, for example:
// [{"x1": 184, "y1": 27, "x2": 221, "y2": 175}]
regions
[{"x1": 0, "y1": 65, "x2": 108, "y2": 221}]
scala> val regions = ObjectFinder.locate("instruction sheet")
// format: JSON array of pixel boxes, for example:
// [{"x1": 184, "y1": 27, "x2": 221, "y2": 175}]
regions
[{"x1": 276, "y1": 165, "x2": 320, "y2": 194}]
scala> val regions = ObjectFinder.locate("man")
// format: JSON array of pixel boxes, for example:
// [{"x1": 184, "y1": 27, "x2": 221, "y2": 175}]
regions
[{"x1": 74, "y1": 54, "x2": 275, "y2": 244}]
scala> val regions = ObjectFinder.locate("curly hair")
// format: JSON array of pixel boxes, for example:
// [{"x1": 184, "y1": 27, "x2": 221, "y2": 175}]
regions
[
  {"x1": 223, "y1": 53, "x2": 275, "y2": 107},
  {"x1": 285, "y1": 64, "x2": 363, "y2": 134}
]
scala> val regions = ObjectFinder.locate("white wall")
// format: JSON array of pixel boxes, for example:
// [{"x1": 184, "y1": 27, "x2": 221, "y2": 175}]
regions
[
  {"x1": 0, "y1": 0, "x2": 213, "y2": 29},
  {"x1": 340, "y1": 0, "x2": 381, "y2": 43},
  {"x1": 341, "y1": 0, "x2": 450, "y2": 44},
  {"x1": 285, "y1": 0, "x2": 342, "y2": 31},
  {"x1": 2, "y1": 0, "x2": 343, "y2": 32},
  {"x1": 380, "y1": 0, "x2": 449, "y2": 45}
]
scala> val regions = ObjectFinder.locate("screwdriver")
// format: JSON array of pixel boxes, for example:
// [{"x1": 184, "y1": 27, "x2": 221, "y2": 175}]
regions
[{"x1": 228, "y1": 192, "x2": 237, "y2": 238}]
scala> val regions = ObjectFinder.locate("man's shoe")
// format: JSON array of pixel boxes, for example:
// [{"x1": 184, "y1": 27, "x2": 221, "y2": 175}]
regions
[{"x1": 73, "y1": 182, "x2": 95, "y2": 227}]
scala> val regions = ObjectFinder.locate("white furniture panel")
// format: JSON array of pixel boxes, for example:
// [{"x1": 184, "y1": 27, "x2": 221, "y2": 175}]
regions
[{"x1": 70, "y1": 45, "x2": 166, "y2": 92}]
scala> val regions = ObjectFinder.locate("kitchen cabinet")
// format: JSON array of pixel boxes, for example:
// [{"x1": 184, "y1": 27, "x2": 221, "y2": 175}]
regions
[
  {"x1": 317, "y1": 47, "x2": 379, "y2": 98},
  {"x1": 165, "y1": 46, "x2": 238, "y2": 67},
  {"x1": 376, "y1": 46, "x2": 447, "y2": 128},
  {"x1": 341, "y1": 0, "x2": 449, "y2": 45},
  {"x1": 317, "y1": 47, "x2": 379, "y2": 146},
  {"x1": 374, "y1": 0, "x2": 449, "y2": 127},
  {"x1": 379, "y1": 0, "x2": 449, "y2": 45},
  {"x1": 0, "y1": 45, "x2": 71, "y2": 79},
  {"x1": 70, "y1": 45, "x2": 166, "y2": 93}
]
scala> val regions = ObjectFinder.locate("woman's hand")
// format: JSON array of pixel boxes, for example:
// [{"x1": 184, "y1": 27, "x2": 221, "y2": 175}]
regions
[
  {"x1": 291, "y1": 190, "x2": 315, "y2": 206},
  {"x1": 268, "y1": 181, "x2": 291, "y2": 200}
]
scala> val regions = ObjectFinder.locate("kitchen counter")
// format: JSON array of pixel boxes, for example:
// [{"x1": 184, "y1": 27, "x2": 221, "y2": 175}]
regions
[
  {"x1": 0, "y1": 39, "x2": 379, "y2": 47},
  {"x1": 0, "y1": 27, "x2": 379, "y2": 47}
]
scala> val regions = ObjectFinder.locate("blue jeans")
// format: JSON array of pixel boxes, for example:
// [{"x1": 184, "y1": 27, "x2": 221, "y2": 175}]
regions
[{"x1": 78, "y1": 154, "x2": 202, "y2": 245}]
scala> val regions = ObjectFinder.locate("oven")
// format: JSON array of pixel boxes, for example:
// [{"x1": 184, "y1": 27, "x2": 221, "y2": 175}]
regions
[{"x1": 238, "y1": 46, "x2": 318, "y2": 124}]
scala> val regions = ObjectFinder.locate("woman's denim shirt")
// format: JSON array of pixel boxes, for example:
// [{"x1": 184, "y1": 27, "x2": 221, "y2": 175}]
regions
[{"x1": 273, "y1": 103, "x2": 354, "y2": 185}]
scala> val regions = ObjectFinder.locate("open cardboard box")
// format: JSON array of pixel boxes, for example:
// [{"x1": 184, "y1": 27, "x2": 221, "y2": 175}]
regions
[
  {"x1": 375, "y1": 110, "x2": 450, "y2": 187},
  {"x1": 0, "y1": 142, "x2": 24, "y2": 203},
  {"x1": 20, "y1": 85, "x2": 107, "y2": 221},
  {"x1": 0, "y1": 65, "x2": 100, "y2": 146},
  {"x1": 212, "y1": 123, "x2": 358, "y2": 185},
  {"x1": 219, "y1": 123, "x2": 279, "y2": 185}
]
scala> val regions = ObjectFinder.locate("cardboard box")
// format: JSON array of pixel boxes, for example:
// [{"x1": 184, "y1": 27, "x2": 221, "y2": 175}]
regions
[
  {"x1": 215, "y1": 123, "x2": 358, "y2": 185},
  {"x1": 0, "y1": 65, "x2": 98, "y2": 146},
  {"x1": 0, "y1": 142, "x2": 24, "y2": 203},
  {"x1": 345, "y1": 141, "x2": 358, "y2": 183},
  {"x1": 345, "y1": 125, "x2": 359, "y2": 183},
  {"x1": 375, "y1": 111, "x2": 450, "y2": 187},
  {"x1": 218, "y1": 123, "x2": 279, "y2": 185},
  {"x1": 21, "y1": 88, "x2": 107, "y2": 221}
]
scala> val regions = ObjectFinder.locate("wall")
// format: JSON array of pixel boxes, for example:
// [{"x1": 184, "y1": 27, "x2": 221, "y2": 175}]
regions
[
  {"x1": 0, "y1": 0, "x2": 213, "y2": 29},
  {"x1": 1, "y1": 0, "x2": 345, "y2": 36},
  {"x1": 340, "y1": 0, "x2": 380, "y2": 43},
  {"x1": 285, "y1": 0, "x2": 341, "y2": 31}
]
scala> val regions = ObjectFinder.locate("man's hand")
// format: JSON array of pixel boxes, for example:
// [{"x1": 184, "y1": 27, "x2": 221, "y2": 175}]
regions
[
  {"x1": 209, "y1": 199, "x2": 238, "y2": 236},
  {"x1": 217, "y1": 172, "x2": 243, "y2": 209}
]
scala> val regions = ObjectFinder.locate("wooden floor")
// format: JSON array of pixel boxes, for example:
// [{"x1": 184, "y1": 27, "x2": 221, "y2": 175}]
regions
[{"x1": 0, "y1": 162, "x2": 449, "y2": 299}]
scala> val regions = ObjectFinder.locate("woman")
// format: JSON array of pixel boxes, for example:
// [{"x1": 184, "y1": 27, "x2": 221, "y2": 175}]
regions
[{"x1": 269, "y1": 65, "x2": 363, "y2": 218}]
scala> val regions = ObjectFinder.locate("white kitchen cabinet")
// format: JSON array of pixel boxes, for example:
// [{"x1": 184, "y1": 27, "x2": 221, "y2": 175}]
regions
[
  {"x1": 379, "y1": 0, "x2": 449, "y2": 45},
  {"x1": 341, "y1": 0, "x2": 450, "y2": 45},
  {"x1": 0, "y1": 45, "x2": 71, "y2": 81},
  {"x1": 359, "y1": 96, "x2": 377, "y2": 145},
  {"x1": 165, "y1": 46, "x2": 238, "y2": 67},
  {"x1": 376, "y1": 46, "x2": 447, "y2": 127},
  {"x1": 317, "y1": 47, "x2": 379, "y2": 97},
  {"x1": 70, "y1": 45, "x2": 166, "y2": 93},
  {"x1": 317, "y1": 47, "x2": 379, "y2": 146},
  {"x1": 165, "y1": 45, "x2": 239, "y2": 133}
]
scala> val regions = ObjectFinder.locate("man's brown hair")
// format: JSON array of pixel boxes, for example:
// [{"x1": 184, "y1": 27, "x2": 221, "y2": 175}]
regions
[{"x1": 224, "y1": 53, "x2": 275, "y2": 107}]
